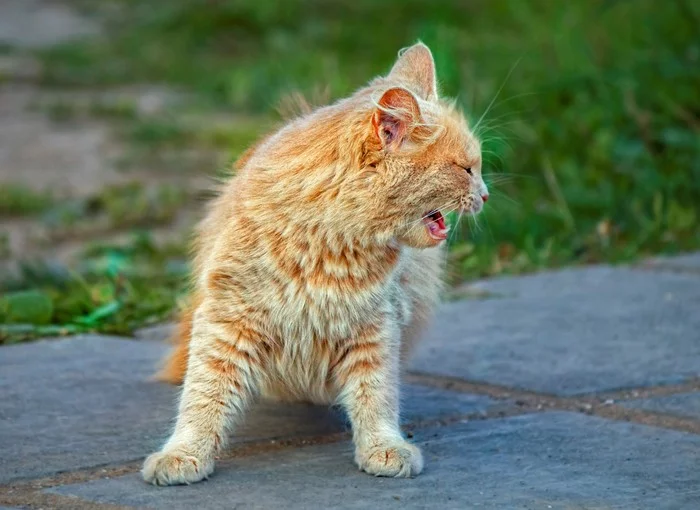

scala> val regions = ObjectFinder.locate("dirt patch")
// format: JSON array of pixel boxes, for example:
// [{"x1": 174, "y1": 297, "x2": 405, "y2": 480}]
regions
[
  {"x1": 0, "y1": 85, "x2": 125, "y2": 197},
  {"x1": 0, "y1": 78, "x2": 218, "y2": 273},
  {"x1": 0, "y1": 0, "x2": 97, "y2": 49}
]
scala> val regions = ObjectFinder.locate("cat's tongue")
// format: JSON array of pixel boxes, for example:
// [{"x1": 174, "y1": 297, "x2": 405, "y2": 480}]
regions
[{"x1": 423, "y1": 211, "x2": 449, "y2": 241}]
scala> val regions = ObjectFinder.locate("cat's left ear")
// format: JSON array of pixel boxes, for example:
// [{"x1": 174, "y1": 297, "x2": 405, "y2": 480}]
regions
[
  {"x1": 372, "y1": 87, "x2": 421, "y2": 151},
  {"x1": 388, "y1": 42, "x2": 438, "y2": 102}
]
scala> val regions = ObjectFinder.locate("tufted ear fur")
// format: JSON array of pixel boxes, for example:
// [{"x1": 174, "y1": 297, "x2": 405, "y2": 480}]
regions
[
  {"x1": 371, "y1": 87, "x2": 421, "y2": 151},
  {"x1": 387, "y1": 42, "x2": 438, "y2": 101}
]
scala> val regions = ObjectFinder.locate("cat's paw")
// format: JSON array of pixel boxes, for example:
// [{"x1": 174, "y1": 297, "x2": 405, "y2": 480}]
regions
[
  {"x1": 142, "y1": 448, "x2": 214, "y2": 486},
  {"x1": 355, "y1": 441, "x2": 424, "y2": 478}
]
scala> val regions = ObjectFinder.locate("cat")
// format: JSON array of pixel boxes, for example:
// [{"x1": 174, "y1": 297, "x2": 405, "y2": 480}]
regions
[{"x1": 143, "y1": 42, "x2": 488, "y2": 485}]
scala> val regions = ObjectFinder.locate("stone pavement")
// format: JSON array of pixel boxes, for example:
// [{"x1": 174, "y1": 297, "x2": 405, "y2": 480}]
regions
[{"x1": 1, "y1": 255, "x2": 699, "y2": 509}]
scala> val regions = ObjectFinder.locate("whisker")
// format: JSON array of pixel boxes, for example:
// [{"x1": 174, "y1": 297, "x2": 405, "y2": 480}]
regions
[
  {"x1": 481, "y1": 136, "x2": 515, "y2": 152},
  {"x1": 472, "y1": 57, "x2": 523, "y2": 134},
  {"x1": 479, "y1": 91, "x2": 539, "y2": 114},
  {"x1": 484, "y1": 176, "x2": 515, "y2": 186},
  {"x1": 477, "y1": 120, "x2": 523, "y2": 136},
  {"x1": 481, "y1": 150, "x2": 507, "y2": 168},
  {"x1": 475, "y1": 110, "x2": 529, "y2": 132},
  {"x1": 447, "y1": 210, "x2": 463, "y2": 246},
  {"x1": 479, "y1": 130, "x2": 520, "y2": 141},
  {"x1": 403, "y1": 201, "x2": 458, "y2": 229},
  {"x1": 489, "y1": 189, "x2": 521, "y2": 208},
  {"x1": 483, "y1": 171, "x2": 535, "y2": 178},
  {"x1": 483, "y1": 208, "x2": 495, "y2": 243},
  {"x1": 476, "y1": 117, "x2": 523, "y2": 133},
  {"x1": 478, "y1": 128, "x2": 525, "y2": 145},
  {"x1": 483, "y1": 172, "x2": 522, "y2": 183},
  {"x1": 443, "y1": 210, "x2": 465, "y2": 269},
  {"x1": 478, "y1": 128, "x2": 522, "y2": 143},
  {"x1": 406, "y1": 206, "x2": 461, "y2": 242},
  {"x1": 465, "y1": 212, "x2": 482, "y2": 235}
]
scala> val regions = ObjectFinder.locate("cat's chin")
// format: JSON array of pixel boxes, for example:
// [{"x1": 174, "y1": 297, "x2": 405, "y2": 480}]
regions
[
  {"x1": 395, "y1": 210, "x2": 450, "y2": 248},
  {"x1": 421, "y1": 236, "x2": 445, "y2": 248},
  {"x1": 396, "y1": 229, "x2": 446, "y2": 249}
]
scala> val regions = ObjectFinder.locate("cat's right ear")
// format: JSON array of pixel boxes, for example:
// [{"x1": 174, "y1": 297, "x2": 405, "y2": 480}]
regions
[
  {"x1": 372, "y1": 87, "x2": 420, "y2": 151},
  {"x1": 388, "y1": 42, "x2": 438, "y2": 102}
]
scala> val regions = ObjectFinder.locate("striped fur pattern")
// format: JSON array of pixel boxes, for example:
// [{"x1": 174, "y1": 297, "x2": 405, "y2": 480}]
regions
[{"x1": 143, "y1": 42, "x2": 487, "y2": 485}]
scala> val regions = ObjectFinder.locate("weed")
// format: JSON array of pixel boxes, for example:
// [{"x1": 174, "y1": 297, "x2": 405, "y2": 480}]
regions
[{"x1": 0, "y1": 185, "x2": 54, "y2": 217}]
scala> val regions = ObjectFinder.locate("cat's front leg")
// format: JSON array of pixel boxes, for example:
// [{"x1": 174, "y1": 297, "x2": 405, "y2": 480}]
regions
[
  {"x1": 143, "y1": 310, "x2": 262, "y2": 486},
  {"x1": 335, "y1": 322, "x2": 423, "y2": 478}
]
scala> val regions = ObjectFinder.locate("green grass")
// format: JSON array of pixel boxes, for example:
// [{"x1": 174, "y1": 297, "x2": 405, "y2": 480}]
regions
[
  {"x1": 2, "y1": 0, "x2": 699, "y2": 341},
  {"x1": 124, "y1": 115, "x2": 269, "y2": 154},
  {"x1": 33, "y1": 182, "x2": 190, "y2": 237},
  {"x1": 0, "y1": 233, "x2": 189, "y2": 343},
  {"x1": 0, "y1": 184, "x2": 54, "y2": 216}
]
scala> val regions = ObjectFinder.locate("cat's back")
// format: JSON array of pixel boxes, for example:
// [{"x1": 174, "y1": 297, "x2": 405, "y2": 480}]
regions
[{"x1": 190, "y1": 176, "x2": 243, "y2": 283}]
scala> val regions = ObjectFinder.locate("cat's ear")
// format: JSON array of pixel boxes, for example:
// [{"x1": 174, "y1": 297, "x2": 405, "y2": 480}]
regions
[
  {"x1": 388, "y1": 42, "x2": 438, "y2": 101},
  {"x1": 372, "y1": 87, "x2": 420, "y2": 150}
]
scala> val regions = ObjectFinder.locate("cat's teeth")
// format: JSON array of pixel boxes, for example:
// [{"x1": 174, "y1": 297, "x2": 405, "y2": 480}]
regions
[{"x1": 426, "y1": 221, "x2": 449, "y2": 240}]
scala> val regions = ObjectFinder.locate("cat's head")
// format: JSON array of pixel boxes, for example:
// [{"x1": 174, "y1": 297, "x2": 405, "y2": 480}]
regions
[{"x1": 358, "y1": 43, "x2": 488, "y2": 249}]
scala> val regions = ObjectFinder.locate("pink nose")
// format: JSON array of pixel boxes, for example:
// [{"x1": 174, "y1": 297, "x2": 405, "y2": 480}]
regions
[{"x1": 481, "y1": 193, "x2": 489, "y2": 203}]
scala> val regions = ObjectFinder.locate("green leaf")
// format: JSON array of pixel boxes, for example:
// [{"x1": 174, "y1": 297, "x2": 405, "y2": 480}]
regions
[
  {"x1": 0, "y1": 290, "x2": 53, "y2": 325},
  {"x1": 73, "y1": 301, "x2": 121, "y2": 326}
]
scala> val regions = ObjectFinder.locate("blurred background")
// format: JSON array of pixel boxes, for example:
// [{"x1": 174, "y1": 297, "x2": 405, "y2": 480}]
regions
[{"x1": 0, "y1": 0, "x2": 698, "y2": 343}]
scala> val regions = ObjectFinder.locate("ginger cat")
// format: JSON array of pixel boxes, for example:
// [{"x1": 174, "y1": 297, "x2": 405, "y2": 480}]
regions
[{"x1": 143, "y1": 42, "x2": 488, "y2": 485}]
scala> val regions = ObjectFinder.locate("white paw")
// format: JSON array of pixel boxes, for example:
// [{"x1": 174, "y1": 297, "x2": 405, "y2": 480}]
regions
[
  {"x1": 355, "y1": 440, "x2": 424, "y2": 478},
  {"x1": 142, "y1": 448, "x2": 214, "y2": 486}
]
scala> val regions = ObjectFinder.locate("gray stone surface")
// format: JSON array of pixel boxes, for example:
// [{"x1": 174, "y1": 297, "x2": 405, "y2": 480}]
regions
[
  {"x1": 0, "y1": 336, "x2": 494, "y2": 483},
  {"x1": 645, "y1": 252, "x2": 700, "y2": 272},
  {"x1": 48, "y1": 412, "x2": 700, "y2": 510},
  {"x1": 134, "y1": 323, "x2": 176, "y2": 343},
  {"x1": 0, "y1": 336, "x2": 177, "y2": 483},
  {"x1": 411, "y1": 266, "x2": 700, "y2": 395},
  {"x1": 623, "y1": 392, "x2": 700, "y2": 419}
]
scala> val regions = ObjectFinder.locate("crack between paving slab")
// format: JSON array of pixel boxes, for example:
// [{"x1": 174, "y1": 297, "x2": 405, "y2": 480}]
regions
[
  {"x1": 589, "y1": 405, "x2": 700, "y2": 434},
  {"x1": 406, "y1": 372, "x2": 700, "y2": 403},
  {"x1": 0, "y1": 405, "x2": 538, "y2": 509},
  {"x1": 0, "y1": 489, "x2": 135, "y2": 510},
  {"x1": 634, "y1": 262, "x2": 700, "y2": 277},
  {"x1": 4, "y1": 373, "x2": 700, "y2": 509},
  {"x1": 406, "y1": 371, "x2": 700, "y2": 435},
  {"x1": 578, "y1": 377, "x2": 700, "y2": 401}
]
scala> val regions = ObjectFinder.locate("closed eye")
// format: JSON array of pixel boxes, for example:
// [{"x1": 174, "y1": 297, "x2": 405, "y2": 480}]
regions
[{"x1": 455, "y1": 163, "x2": 472, "y2": 175}]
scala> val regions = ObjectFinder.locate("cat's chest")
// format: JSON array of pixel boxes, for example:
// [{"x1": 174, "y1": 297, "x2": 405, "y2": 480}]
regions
[{"x1": 262, "y1": 241, "x2": 406, "y2": 341}]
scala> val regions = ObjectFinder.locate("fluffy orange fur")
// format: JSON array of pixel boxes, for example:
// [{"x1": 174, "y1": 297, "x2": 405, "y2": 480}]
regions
[{"x1": 143, "y1": 42, "x2": 488, "y2": 485}]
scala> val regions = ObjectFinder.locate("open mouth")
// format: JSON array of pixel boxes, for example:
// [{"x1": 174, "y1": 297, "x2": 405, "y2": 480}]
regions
[{"x1": 422, "y1": 210, "x2": 449, "y2": 241}]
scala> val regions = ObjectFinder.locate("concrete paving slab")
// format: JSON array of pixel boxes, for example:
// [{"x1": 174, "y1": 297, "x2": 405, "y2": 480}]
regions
[
  {"x1": 644, "y1": 252, "x2": 700, "y2": 272},
  {"x1": 133, "y1": 324, "x2": 175, "y2": 343},
  {"x1": 48, "y1": 412, "x2": 700, "y2": 510},
  {"x1": 0, "y1": 336, "x2": 177, "y2": 483},
  {"x1": 0, "y1": 336, "x2": 494, "y2": 483},
  {"x1": 411, "y1": 266, "x2": 700, "y2": 395},
  {"x1": 623, "y1": 392, "x2": 700, "y2": 420}
]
